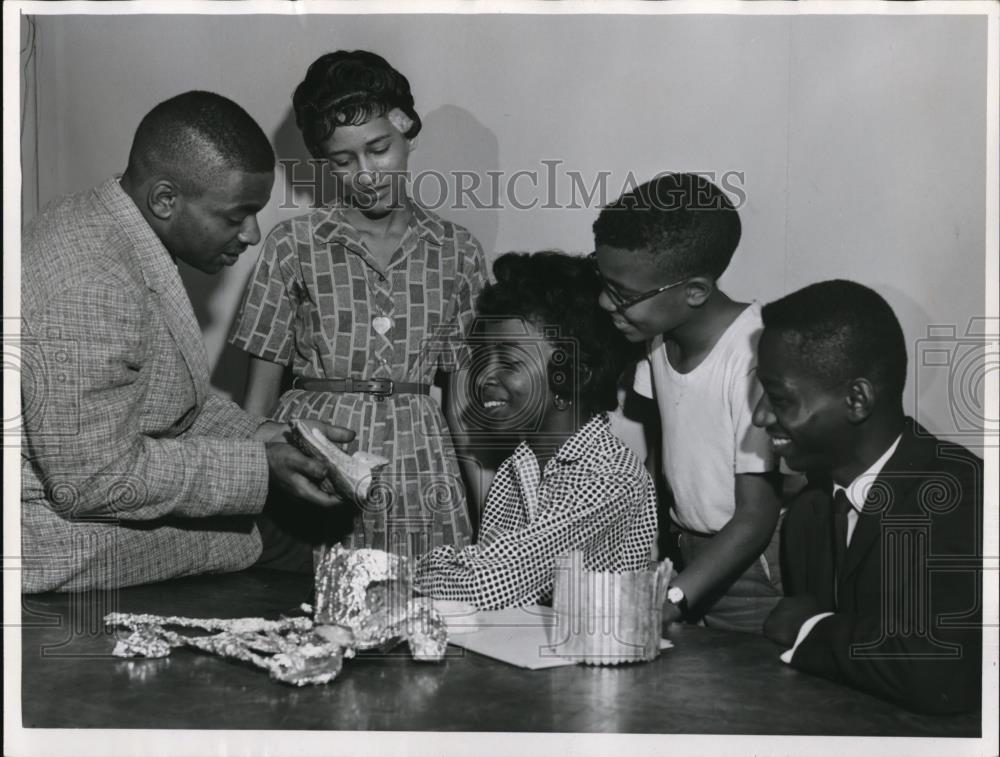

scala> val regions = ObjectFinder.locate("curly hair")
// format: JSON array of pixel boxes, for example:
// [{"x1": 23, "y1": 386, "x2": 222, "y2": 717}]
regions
[
  {"x1": 475, "y1": 252, "x2": 640, "y2": 418},
  {"x1": 762, "y1": 279, "x2": 908, "y2": 402},
  {"x1": 292, "y1": 50, "x2": 422, "y2": 158},
  {"x1": 592, "y1": 173, "x2": 741, "y2": 281}
]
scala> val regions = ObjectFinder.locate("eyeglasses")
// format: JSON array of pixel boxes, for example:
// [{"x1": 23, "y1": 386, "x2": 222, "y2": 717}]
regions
[{"x1": 587, "y1": 252, "x2": 687, "y2": 316}]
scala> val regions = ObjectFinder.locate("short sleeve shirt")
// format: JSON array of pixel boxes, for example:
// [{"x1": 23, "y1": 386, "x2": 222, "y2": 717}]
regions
[
  {"x1": 228, "y1": 203, "x2": 487, "y2": 384},
  {"x1": 634, "y1": 302, "x2": 775, "y2": 533}
]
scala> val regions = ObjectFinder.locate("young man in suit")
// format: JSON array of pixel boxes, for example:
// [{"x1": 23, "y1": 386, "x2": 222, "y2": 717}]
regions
[
  {"x1": 21, "y1": 91, "x2": 352, "y2": 592},
  {"x1": 753, "y1": 279, "x2": 982, "y2": 715}
]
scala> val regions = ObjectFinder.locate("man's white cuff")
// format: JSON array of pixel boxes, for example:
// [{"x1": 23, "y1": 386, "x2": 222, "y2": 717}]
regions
[{"x1": 779, "y1": 612, "x2": 834, "y2": 664}]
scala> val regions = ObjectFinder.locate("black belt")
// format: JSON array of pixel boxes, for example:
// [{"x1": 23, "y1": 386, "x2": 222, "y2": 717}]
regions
[{"x1": 292, "y1": 377, "x2": 431, "y2": 400}]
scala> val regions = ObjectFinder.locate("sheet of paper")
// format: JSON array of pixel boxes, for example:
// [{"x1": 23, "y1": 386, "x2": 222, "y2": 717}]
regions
[
  {"x1": 448, "y1": 605, "x2": 575, "y2": 669},
  {"x1": 447, "y1": 605, "x2": 674, "y2": 670}
]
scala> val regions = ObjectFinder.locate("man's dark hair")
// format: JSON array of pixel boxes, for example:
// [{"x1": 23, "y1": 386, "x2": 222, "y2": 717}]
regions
[
  {"x1": 475, "y1": 251, "x2": 640, "y2": 418},
  {"x1": 293, "y1": 50, "x2": 421, "y2": 158},
  {"x1": 592, "y1": 172, "x2": 742, "y2": 280},
  {"x1": 125, "y1": 91, "x2": 275, "y2": 195},
  {"x1": 762, "y1": 279, "x2": 908, "y2": 401}
]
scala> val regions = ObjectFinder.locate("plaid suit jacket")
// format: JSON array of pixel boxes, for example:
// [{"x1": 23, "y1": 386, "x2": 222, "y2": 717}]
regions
[{"x1": 20, "y1": 178, "x2": 269, "y2": 592}]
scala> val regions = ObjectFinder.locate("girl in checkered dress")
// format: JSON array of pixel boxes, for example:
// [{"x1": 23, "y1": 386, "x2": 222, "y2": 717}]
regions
[{"x1": 415, "y1": 252, "x2": 658, "y2": 610}]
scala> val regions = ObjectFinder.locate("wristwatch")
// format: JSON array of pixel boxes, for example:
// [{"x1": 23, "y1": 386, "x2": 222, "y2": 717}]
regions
[{"x1": 666, "y1": 585, "x2": 689, "y2": 616}]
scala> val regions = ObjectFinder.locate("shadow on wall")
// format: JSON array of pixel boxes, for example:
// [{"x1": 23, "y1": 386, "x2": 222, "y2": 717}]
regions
[
  {"x1": 272, "y1": 105, "x2": 339, "y2": 213},
  {"x1": 412, "y1": 104, "x2": 500, "y2": 257}
]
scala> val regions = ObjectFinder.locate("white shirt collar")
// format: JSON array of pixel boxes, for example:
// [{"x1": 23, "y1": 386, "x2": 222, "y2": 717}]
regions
[{"x1": 832, "y1": 434, "x2": 903, "y2": 514}]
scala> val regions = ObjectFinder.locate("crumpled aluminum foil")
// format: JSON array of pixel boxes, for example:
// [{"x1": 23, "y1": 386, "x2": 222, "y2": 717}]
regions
[
  {"x1": 314, "y1": 545, "x2": 412, "y2": 648},
  {"x1": 104, "y1": 547, "x2": 448, "y2": 686},
  {"x1": 404, "y1": 599, "x2": 449, "y2": 661},
  {"x1": 313, "y1": 545, "x2": 448, "y2": 660},
  {"x1": 105, "y1": 612, "x2": 351, "y2": 686}
]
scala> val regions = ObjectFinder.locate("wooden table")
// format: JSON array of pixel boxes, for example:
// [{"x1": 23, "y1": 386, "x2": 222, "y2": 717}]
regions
[{"x1": 19, "y1": 569, "x2": 980, "y2": 736}]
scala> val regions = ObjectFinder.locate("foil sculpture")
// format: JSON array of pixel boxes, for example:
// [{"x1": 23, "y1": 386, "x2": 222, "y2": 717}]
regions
[
  {"x1": 313, "y1": 544, "x2": 448, "y2": 658},
  {"x1": 105, "y1": 546, "x2": 448, "y2": 686},
  {"x1": 106, "y1": 612, "x2": 350, "y2": 686}
]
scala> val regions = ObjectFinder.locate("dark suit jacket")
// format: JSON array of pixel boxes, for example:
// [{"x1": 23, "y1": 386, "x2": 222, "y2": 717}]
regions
[{"x1": 781, "y1": 417, "x2": 983, "y2": 715}]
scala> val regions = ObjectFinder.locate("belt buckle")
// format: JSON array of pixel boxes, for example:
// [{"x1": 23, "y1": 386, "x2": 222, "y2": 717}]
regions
[{"x1": 369, "y1": 378, "x2": 394, "y2": 400}]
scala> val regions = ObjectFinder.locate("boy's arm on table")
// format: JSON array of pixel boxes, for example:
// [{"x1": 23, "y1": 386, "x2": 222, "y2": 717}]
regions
[
  {"x1": 22, "y1": 279, "x2": 269, "y2": 521},
  {"x1": 414, "y1": 472, "x2": 645, "y2": 610},
  {"x1": 665, "y1": 472, "x2": 781, "y2": 622}
]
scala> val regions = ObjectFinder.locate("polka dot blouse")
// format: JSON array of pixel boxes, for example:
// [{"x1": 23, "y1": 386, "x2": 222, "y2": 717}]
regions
[{"x1": 414, "y1": 414, "x2": 659, "y2": 610}]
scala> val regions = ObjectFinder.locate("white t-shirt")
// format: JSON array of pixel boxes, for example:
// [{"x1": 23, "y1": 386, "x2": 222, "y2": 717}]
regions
[{"x1": 633, "y1": 302, "x2": 775, "y2": 534}]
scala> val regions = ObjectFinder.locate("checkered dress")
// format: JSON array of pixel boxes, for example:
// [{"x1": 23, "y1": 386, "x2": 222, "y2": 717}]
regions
[
  {"x1": 414, "y1": 415, "x2": 659, "y2": 610},
  {"x1": 228, "y1": 204, "x2": 486, "y2": 556}
]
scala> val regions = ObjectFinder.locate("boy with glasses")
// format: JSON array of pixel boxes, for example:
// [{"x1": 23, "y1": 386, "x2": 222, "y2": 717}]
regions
[{"x1": 592, "y1": 173, "x2": 782, "y2": 633}]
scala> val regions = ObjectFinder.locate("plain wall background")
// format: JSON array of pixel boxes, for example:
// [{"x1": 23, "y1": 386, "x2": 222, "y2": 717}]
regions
[{"x1": 20, "y1": 11, "x2": 989, "y2": 445}]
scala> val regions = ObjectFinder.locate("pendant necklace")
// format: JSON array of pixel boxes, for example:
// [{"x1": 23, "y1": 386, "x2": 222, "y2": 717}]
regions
[
  {"x1": 372, "y1": 313, "x2": 393, "y2": 335},
  {"x1": 367, "y1": 269, "x2": 393, "y2": 336},
  {"x1": 357, "y1": 212, "x2": 404, "y2": 337}
]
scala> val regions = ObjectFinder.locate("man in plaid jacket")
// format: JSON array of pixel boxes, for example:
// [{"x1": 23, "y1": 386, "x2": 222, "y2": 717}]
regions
[{"x1": 20, "y1": 91, "x2": 351, "y2": 592}]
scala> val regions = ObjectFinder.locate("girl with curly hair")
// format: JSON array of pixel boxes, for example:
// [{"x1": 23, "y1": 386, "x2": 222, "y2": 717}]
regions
[{"x1": 415, "y1": 251, "x2": 657, "y2": 610}]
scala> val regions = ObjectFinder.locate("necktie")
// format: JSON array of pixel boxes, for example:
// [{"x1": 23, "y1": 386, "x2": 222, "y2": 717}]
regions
[{"x1": 832, "y1": 489, "x2": 852, "y2": 580}]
